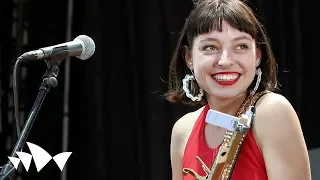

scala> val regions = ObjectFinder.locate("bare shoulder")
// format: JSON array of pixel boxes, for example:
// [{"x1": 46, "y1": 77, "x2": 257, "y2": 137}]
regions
[
  {"x1": 255, "y1": 92, "x2": 293, "y2": 113},
  {"x1": 253, "y1": 92, "x2": 311, "y2": 179},
  {"x1": 254, "y1": 92, "x2": 301, "y2": 145},
  {"x1": 171, "y1": 106, "x2": 205, "y2": 138},
  {"x1": 170, "y1": 106, "x2": 205, "y2": 180},
  {"x1": 254, "y1": 92, "x2": 299, "y2": 135},
  {"x1": 171, "y1": 106, "x2": 205, "y2": 150}
]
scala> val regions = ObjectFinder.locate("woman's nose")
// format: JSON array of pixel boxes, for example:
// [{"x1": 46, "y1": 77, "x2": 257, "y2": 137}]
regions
[{"x1": 217, "y1": 50, "x2": 232, "y2": 68}]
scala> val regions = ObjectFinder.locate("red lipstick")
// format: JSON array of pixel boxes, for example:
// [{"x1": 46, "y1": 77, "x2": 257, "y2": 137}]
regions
[{"x1": 212, "y1": 72, "x2": 240, "y2": 86}]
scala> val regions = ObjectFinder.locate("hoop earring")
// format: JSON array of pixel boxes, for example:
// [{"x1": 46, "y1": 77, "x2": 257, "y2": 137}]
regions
[
  {"x1": 182, "y1": 74, "x2": 204, "y2": 102},
  {"x1": 250, "y1": 68, "x2": 262, "y2": 96}
]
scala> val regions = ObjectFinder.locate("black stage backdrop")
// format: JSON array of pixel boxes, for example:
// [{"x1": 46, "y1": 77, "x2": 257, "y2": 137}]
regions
[{"x1": 0, "y1": 0, "x2": 319, "y2": 180}]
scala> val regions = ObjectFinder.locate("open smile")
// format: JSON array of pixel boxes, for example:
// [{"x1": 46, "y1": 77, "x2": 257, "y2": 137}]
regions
[{"x1": 212, "y1": 72, "x2": 241, "y2": 86}]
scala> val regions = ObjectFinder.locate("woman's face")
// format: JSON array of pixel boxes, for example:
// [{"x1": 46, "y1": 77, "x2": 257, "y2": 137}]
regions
[{"x1": 186, "y1": 20, "x2": 261, "y2": 99}]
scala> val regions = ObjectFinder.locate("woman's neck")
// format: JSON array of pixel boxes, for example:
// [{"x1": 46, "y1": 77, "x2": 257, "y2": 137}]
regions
[{"x1": 206, "y1": 92, "x2": 248, "y2": 116}]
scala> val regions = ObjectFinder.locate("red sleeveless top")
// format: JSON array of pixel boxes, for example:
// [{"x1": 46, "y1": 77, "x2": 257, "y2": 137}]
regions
[{"x1": 182, "y1": 104, "x2": 268, "y2": 180}]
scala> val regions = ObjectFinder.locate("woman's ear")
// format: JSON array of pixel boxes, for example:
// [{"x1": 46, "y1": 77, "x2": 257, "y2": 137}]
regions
[
  {"x1": 256, "y1": 48, "x2": 262, "y2": 67},
  {"x1": 183, "y1": 46, "x2": 193, "y2": 70}
]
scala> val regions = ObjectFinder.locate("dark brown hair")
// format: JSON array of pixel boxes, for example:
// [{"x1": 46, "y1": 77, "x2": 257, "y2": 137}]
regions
[{"x1": 165, "y1": 0, "x2": 278, "y2": 106}]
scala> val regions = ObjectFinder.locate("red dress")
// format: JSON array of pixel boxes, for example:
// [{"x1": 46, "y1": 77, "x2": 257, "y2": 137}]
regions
[{"x1": 182, "y1": 104, "x2": 268, "y2": 180}]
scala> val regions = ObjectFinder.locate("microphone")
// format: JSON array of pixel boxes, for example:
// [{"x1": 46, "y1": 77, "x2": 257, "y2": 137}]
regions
[
  {"x1": 0, "y1": 35, "x2": 95, "y2": 180},
  {"x1": 20, "y1": 35, "x2": 95, "y2": 60}
]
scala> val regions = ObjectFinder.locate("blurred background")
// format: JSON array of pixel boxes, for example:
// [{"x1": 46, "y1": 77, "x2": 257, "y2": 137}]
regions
[{"x1": 0, "y1": 0, "x2": 319, "y2": 179}]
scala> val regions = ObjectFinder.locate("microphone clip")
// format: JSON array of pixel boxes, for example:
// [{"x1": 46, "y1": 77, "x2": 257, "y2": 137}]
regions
[{"x1": 41, "y1": 49, "x2": 68, "y2": 89}]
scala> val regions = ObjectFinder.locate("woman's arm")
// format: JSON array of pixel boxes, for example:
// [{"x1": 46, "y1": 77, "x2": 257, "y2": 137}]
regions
[
  {"x1": 254, "y1": 93, "x2": 311, "y2": 180},
  {"x1": 170, "y1": 119, "x2": 184, "y2": 180},
  {"x1": 170, "y1": 111, "x2": 200, "y2": 180}
]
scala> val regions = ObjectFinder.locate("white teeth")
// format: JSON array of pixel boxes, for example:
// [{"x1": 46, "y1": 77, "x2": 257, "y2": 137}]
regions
[{"x1": 213, "y1": 74, "x2": 239, "y2": 81}]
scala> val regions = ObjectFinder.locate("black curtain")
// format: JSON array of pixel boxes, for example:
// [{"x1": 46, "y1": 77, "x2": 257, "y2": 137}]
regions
[{"x1": 1, "y1": 0, "x2": 319, "y2": 180}]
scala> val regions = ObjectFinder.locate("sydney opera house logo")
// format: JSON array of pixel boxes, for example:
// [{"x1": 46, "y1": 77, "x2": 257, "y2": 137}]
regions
[{"x1": 7, "y1": 142, "x2": 72, "y2": 172}]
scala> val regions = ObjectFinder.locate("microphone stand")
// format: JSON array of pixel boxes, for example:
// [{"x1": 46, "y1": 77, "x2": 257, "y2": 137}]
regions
[{"x1": 0, "y1": 50, "x2": 69, "y2": 180}]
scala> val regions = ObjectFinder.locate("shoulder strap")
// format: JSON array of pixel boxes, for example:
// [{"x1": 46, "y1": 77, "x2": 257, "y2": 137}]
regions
[
  {"x1": 217, "y1": 91, "x2": 271, "y2": 179},
  {"x1": 251, "y1": 90, "x2": 271, "y2": 107}
]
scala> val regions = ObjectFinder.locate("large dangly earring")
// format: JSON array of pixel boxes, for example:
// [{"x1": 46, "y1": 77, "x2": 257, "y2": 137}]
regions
[
  {"x1": 250, "y1": 68, "x2": 262, "y2": 96},
  {"x1": 182, "y1": 67, "x2": 204, "y2": 102}
]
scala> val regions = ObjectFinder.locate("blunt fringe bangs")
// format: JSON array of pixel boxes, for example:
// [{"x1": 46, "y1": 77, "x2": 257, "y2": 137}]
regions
[{"x1": 186, "y1": 0, "x2": 258, "y2": 48}]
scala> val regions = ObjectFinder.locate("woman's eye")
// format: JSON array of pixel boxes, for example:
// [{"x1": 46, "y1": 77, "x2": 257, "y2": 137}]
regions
[
  {"x1": 203, "y1": 45, "x2": 218, "y2": 51},
  {"x1": 235, "y1": 44, "x2": 248, "y2": 50}
]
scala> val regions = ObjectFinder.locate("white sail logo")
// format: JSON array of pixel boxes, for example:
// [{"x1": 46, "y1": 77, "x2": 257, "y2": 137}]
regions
[{"x1": 7, "y1": 142, "x2": 72, "y2": 172}]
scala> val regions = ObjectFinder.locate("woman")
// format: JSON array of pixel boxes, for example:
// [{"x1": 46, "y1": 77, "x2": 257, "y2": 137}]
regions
[{"x1": 166, "y1": 0, "x2": 311, "y2": 179}]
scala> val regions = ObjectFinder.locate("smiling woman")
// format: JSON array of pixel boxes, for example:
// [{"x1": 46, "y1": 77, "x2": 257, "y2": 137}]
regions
[
  {"x1": 165, "y1": 0, "x2": 311, "y2": 180},
  {"x1": 190, "y1": 21, "x2": 260, "y2": 100}
]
